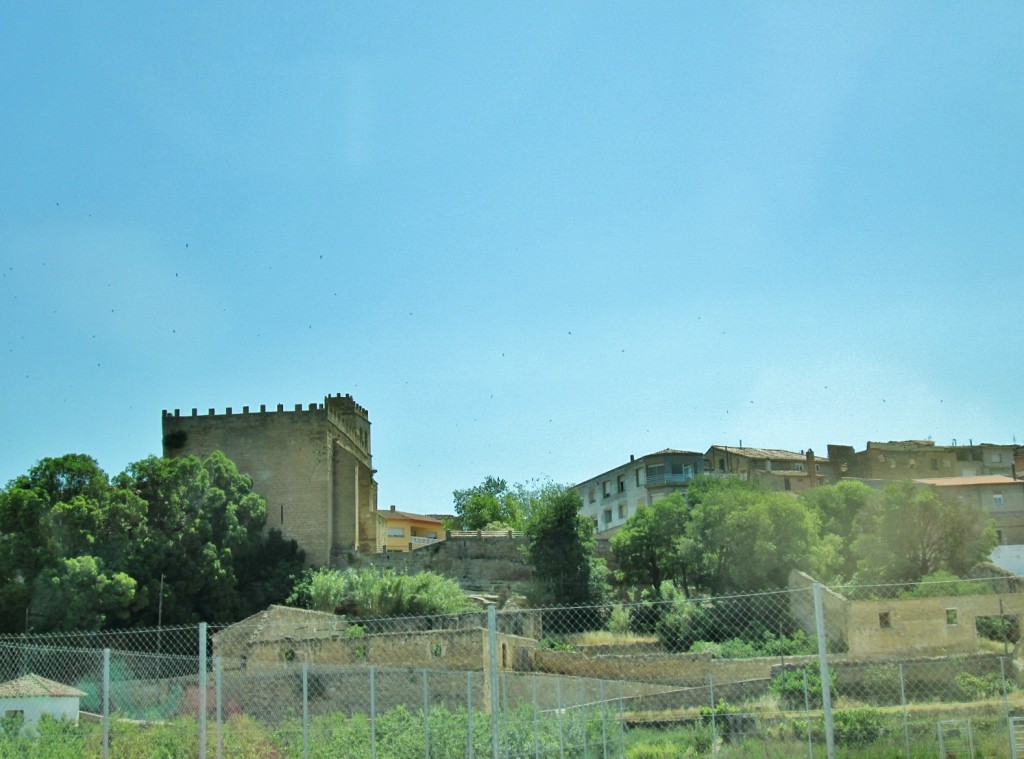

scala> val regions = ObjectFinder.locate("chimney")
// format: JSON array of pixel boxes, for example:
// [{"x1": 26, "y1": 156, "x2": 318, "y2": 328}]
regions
[
  {"x1": 390, "y1": 504, "x2": 396, "y2": 512},
  {"x1": 806, "y1": 449, "x2": 815, "y2": 482}
]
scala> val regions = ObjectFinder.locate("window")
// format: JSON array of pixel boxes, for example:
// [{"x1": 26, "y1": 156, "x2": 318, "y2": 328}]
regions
[
  {"x1": 718, "y1": 458, "x2": 725, "y2": 471},
  {"x1": 670, "y1": 460, "x2": 684, "y2": 475},
  {"x1": 794, "y1": 463, "x2": 804, "y2": 472},
  {"x1": 588, "y1": 488, "x2": 595, "y2": 503},
  {"x1": 618, "y1": 503, "x2": 627, "y2": 519},
  {"x1": 878, "y1": 612, "x2": 892, "y2": 629},
  {"x1": 994, "y1": 493, "x2": 1005, "y2": 507},
  {"x1": 946, "y1": 608, "x2": 959, "y2": 626},
  {"x1": 426, "y1": 531, "x2": 437, "y2": 539},
  {"x1": 784, "y1": 478, "x2": 792, "y2": 491},
  {"x1": 617, "y1": 475, "x2": 626, "y2": 493},
  {"x1": 992, "y1": 453, "x2": 1003, "y2": 464},
  {"x1": 602, "y1": 509, "x2": 612, "y2": 525},
  {"x1": 931, "y1": 458, "x2": 939, "y2": 470},
  {"x1": 908, "y1": 458, "x2": 916, "y2": 469},
  {"x1": 635, "y1": 468, "x2": 642, "y2": 486},
  {"x1": 602, "y1": 481, "x2": 610, "y2": 498},
  {"x1": 386, "y1": 527, "x2": 405, "y2": 537},
  {"x1": 647, "y1": 464, "x2": 664, "y2": 482},
  {"x1": 997, "y1": 529, "x2": 1005, "y2": 545}
]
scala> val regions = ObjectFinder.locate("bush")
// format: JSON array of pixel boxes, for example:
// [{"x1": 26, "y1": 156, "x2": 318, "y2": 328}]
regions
[
  {"x1": 770, "y1": 666, "x2": 837, "y2": 710},
  {"x1": 608, "y1": 604, "x2": 631, "y2": 635},
  {"x1": 832, "y1": 708, "x2": 886, "y2": 748},
  {"x1": 288, "y1": 567, "x2": 474, "y2": 617},
  {"x1": 954, "y1": 672, "x2": 1007, "y2": 701}
]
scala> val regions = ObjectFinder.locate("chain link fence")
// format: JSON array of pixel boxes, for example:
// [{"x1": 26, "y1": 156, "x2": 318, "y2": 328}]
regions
[{"x1": 0, "y1": 575, "x2": 1022, "y2": 757}]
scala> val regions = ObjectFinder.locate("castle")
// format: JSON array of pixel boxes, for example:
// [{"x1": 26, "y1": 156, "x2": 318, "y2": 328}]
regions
[{"x1": 161, "y1": 393, "x2": 377, "y2": 565}]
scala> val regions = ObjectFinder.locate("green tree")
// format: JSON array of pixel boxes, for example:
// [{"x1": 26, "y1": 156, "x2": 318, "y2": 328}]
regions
[
  {"x1": 611, "y1": 493, "x2": 692, "y2": 596},
  {"x1": 852, "y1": 481, "x2": 997, "y2": 583},
  {"x1": 31, "y1": 555, "x2": 137, "y2": 630},
  {"x1": 452, "y1": 476, "x2": 523, "y2": 530},
  {"x1": 799, "y1": 480, "x2": 874, "y2": 577},
  {"x1": 523, "y1": 484, "x2": 605, "y2": 605},
  {"x1": 683, "y1": 476, "x2": 821, "y2": 593},
  {"x1": 0, "y1": 450, "x2": 304, "y2": 631}
]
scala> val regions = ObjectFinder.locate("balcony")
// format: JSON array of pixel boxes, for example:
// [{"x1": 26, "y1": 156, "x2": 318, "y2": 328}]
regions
[
  {"x1": 644, "y1": 472, "x2": 694, "y2": 487},
  {"x1": 409, "y1": 536, "x2": 442, "y2": 549}
]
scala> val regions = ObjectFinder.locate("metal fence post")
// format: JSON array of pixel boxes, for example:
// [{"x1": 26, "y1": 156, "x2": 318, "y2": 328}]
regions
[
  {"x1": 302, "y1": 661, "x2": 309, "y2": 759},
  {"x1": 557, "y1": 676, "x2": 565, "y2": 759},
  {"x1": 617, "y1": 680, "x2": 626, "y2": 759},
  {"x1": 102, "y1": 648, "x2": 110, "y2": 759},
  {"x1": 599, "y1": 679, "x2": 608, "y2": 759},
  {"x1": 802, "y1": 669, "x2": 813, "y2": 759},
  {"x1": 812, "y1": 583, "x2": 836, "y2": 759},
  {"x1": 899, "y1": 662, "x2": 910, "y2": 759},
  {"x1": 532, "y1": 673, "x2": 540, "y2": 759},
  {"x1": 215, "y1": 656, "x2": 223, "y2": 759},
  {"x1": 423, "y1": 668, "x2": 430, "y2": 759},
  {"x1": 580, "y1": 676, "x2": 589, "y2": 759},
  {"x1": 467, "y1": 670, "x2": 474, "y2": 759},
  {"x1": 488, "y1": 605, "x2": 500, "y2": 759},
  {"x1": 199, "y1": 622, "x2": 207, "y2": 759},
  {"x1": 709, "y1": 673, "x2": 718, "y2": 759},
  {"x1": 370, "y1": 665, "x2": 377, "y2": 759}
]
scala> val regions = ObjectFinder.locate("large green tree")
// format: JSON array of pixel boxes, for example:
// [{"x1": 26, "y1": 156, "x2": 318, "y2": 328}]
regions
[
  {"x1": 851, "y1": 481, "x2": 997, "y2": 583},
  {"x1": 0, "y1": 451, "x2": 304, "y2": 632},
  {"x1": 523, "y1": 484, "x2": 606, "y2": 605},
  {"x1": 611, "y1": 493, "x2": 692, "y2": 596},
  {"x1": 452, "y1": 476, "x2": 523, "y2": 530},
  {"x1": 682, "y1": 476, "x2": 821, "y2": 593}
]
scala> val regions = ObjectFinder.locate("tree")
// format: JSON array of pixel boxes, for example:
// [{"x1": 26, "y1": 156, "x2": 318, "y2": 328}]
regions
[
  {"x1": 30, "y1": 555, "x2": 136, "y2": 631},
  {"x1": 611, "y1": 494, "x2": 692, "y2": 596},
  {"x1": 523, "y1": 484, "x2": 606, "y2": 605},
  {"x1": 0, "y1": 450, "x2": 304, "y2": 631},
  {"x1": 452, "y1": 476, "x2": 523, "y2": 530},
  {"x1": 852, "y1": 481, "x2": 997, "y2": 584},
  {"x1": 683, "y1": 476, "x2": 821, "y2": 593},
  {"x1": 799, "y1": 480, "x2": 873, "y2": 577}
]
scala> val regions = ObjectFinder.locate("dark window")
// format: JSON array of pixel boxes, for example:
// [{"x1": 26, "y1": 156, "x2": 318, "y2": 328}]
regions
[{"x1": 879, "y1": 612, "x2": 891, "y2": 629}]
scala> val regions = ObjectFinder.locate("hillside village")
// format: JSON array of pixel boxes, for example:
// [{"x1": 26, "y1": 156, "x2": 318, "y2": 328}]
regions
[{"x1": 161, "y1": 392, "x2": 1024, "y2": 571}]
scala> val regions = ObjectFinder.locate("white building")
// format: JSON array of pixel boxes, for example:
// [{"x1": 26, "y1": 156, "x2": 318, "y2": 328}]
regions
[
  {"x1": 576, "y1": 449, "x2": 706, "y2": 537},
  {"x1": 0, "y1": 673, "x2": 87, "y2": 734}
]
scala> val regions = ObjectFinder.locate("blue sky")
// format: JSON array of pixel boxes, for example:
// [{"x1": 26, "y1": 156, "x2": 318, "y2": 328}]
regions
[{"x1": 2, "y1": 3, "x2": 1022, "y2": 513}]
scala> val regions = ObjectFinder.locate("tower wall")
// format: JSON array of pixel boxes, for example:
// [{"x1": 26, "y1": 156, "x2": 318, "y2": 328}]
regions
[{"x1": 161, "y1": 395, "x2": 376, "y2": 566}]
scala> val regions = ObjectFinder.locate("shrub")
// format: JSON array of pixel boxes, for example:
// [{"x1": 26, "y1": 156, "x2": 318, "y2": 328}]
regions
[
  {"x1": 954, "y1": 672, "x2": 1007, "y2": 701},
  {"x1": 608, "y1": 604, "x2": 631, "y2": 635},
  {"x1": 832, "y1": 707, "x2": 886, "y2": 748},
  {"x1": 770, "y1": 666, "x2": 837, "y2": 710}
]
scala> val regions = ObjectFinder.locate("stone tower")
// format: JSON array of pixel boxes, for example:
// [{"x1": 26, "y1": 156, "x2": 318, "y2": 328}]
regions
[{"x1": 161, "y1": 393, "x2": 377, "y2": 566}]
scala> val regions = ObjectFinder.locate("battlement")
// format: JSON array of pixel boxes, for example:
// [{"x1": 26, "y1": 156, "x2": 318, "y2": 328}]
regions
[{"x1": 162, "y1": 393, "x2": 368, "y2": 420}]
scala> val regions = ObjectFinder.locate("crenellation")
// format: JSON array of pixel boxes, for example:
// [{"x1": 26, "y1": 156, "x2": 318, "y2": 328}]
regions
[{"x1": 162, "y1": 392, "x2": 378, "y2": 565}]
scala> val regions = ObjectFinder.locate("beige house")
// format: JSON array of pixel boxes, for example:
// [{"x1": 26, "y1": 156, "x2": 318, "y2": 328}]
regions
[
  {"x1": 705, "y1": 445, "x2": 833, "y2": 493},
  {"x1": 576, "y1": 449, "x2": 705, "y2": 535},
  {"x1": 828, "y1": 440, "x2": 1017, "y2": 481},
  {"x1": 914, "y1": 474, "x2": 1024, "y2": 545}
]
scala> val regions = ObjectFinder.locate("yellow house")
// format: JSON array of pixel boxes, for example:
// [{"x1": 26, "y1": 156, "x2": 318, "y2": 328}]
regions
[{"x1": 376, "y1": 506, "x2": 445, "y2": 552}]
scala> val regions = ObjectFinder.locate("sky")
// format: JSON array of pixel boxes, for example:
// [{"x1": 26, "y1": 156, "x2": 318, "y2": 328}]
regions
[{"x1": 2, "y1": 3, "x2": 1022, "y2": 514}]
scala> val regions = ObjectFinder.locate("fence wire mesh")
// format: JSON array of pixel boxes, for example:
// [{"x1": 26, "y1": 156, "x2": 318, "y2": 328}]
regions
[{"x1": 0, "y1": 575, "x2": 1022, "y2": 757}]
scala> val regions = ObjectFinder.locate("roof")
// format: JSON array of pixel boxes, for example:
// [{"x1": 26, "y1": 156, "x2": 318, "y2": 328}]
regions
[
  {"x1": 575, "y1": 448, "x2": 704, "y2": 486},
  {"x1": 708, "y1": 446, "x2": 829, "y2": 463},
  {"x1": 0, "y1": 674, "x2": 87, "y2": 699},
  {"x1": 378, "y1": 509, "x2": 444, "y2": 524},
  {"x1": 914, "y1": 475, "x2": 1022, "y2": 488}
]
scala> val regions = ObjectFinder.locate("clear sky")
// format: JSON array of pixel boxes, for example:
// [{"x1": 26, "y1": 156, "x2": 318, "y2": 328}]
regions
[{"x1": 2, "y1": 3, "x2": 1022, "y2": 514}]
